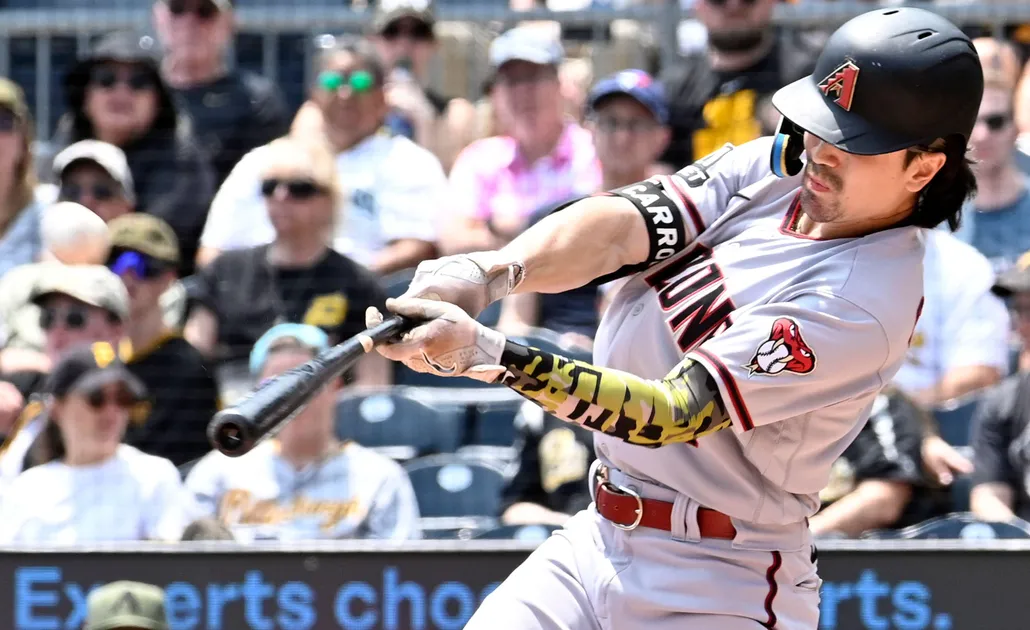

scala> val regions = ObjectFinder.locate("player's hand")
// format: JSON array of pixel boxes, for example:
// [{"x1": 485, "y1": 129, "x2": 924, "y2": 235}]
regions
[
  {"x1": 366, "y1": 298, "x2": 507, "y2": 382},
  {"x1": 922, "y1": 435, "x2": 973, "y2": 486},
  {"x1": 399, "y1": 252, "x2": 525, "y2": 319}
]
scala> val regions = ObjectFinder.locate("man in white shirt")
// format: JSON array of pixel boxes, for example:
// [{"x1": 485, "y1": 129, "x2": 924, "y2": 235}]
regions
[
  {"x1": 893, "y1": 229, "x2": 1011, "y2": 407},
  {"x1": 197, "y1": 36, "x2": 444, "y2": 275}
]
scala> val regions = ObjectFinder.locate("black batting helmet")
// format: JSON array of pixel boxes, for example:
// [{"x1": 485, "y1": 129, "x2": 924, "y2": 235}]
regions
[{"x1": 769, "y1": 7, "x2": 984, "y2": 177}]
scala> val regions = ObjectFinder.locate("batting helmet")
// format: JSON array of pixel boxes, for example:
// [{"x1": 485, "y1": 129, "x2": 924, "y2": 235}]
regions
[{"x1": 769, "y1": 7, "x2": 984, "y2": 177}]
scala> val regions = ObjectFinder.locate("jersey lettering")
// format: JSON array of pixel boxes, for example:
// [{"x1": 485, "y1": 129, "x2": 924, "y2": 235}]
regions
[
  {"x1": 646, "y1": 245, "x2": 736, "y2": 353},
  {"x1": 679, "y1": 143, "x2": 735, "y2": 188}
]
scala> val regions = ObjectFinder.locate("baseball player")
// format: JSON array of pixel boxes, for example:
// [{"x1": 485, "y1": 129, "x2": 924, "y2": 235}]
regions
[{"x1": 368, "y1": 8, "x2": 983, "y2": 629}]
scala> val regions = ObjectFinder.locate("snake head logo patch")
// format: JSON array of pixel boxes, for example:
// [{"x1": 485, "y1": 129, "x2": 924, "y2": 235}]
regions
[
  {"x1": 818, "y1": 60, "x2": 860, "y2": 111},
  {"x1": 745, "y1": 317, "x2": 816, "y2": 376}
]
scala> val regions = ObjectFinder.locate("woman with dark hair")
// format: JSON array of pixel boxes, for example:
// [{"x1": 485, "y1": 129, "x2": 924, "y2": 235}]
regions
[
  {"x1": 52, "y1": 31, "x2": 215, "y2": 276},
  {"x1": 0, "y1": 342, "x2": 193, "y2": 544}
]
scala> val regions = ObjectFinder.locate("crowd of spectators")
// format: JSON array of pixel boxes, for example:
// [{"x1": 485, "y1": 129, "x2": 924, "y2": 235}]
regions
[{"x1": 1, "y1": 0, "x2": 1030, "y2": 546}]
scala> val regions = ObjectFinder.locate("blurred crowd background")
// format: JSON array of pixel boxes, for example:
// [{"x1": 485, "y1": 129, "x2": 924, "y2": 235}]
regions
[{"x1": 1, "y1": 0, "x2": 1030, "y2": 549}]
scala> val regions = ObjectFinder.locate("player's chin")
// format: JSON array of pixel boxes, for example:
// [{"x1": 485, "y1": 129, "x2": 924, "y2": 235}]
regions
[{"x1": 798, "y1": 190, "x2": 841, "y2": 223}]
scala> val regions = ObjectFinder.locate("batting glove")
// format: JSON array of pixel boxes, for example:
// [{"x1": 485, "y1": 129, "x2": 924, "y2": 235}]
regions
[{"x1": 399, "y1": 252, "x2": 526, "y2": 318}]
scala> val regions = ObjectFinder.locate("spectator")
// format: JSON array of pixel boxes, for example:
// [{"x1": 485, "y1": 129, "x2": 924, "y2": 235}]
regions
[
  {"x1": 0, "y1": 343, "x2": 192, "y2": 543},
  {"x1": 892, "y1": 229, "x2": 1010, "y2": 407},
  {"x1": 152, "y1": 0, "x2": 291, "y2": 185},
  {"x1": 368, "y1": 0, "x2": 478, "y2": 172},
  {"x1": 496, "y1": 69, "x2": 670, "y2": 345},
  {"x1": 54, "y1": 30, "x2": 216, "y2": 276},
  {"x1": 52, "y1": 140, "x2": 135, "y2": 223},
  {"x1": 201, "y1": 36, "x2": 442, "y2": 274},
  {"x1": 185, "y1": 136, "x2": 391, "y2": 386},
  {"x1": 84, "y1": 581, "x2": 169, "y2": 630},
  {"x1": 444, "y1": 27, "x2": 600, "y2": 254},
  {"x1": 0, "y1": 202, "x2": 111, "y2": 361},
  {"x1": 0, "y1": 265, "x2": 128, "y2": 486},
  {"x1": 956, "y1": 38, "x2": 1030, "y2": 273},
  {"x1": 810, "y1": 388, "x2": 947, "y2": 538},
  {"x1": 185, "y1": 324, "x2": 421, "y2": 541},
  {"x1": 107, "y1": 214, "x2": 220, "y2": 466},
  {"x1": 0, "y1": 77, "x2": 50, "y2": 279},
  {"x1": 501, "y1": 401, "x2": 594, "y2": 526},
  {"x1": 658, "y1": 0, "x2": 821, "y2": 168}
]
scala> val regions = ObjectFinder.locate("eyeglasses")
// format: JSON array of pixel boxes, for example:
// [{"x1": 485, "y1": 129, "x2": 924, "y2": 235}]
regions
[
  {"x1": 317, "y1": 70, "x2": 376, "y2": 94},
  {"x1": 381, "y1": 22, "x2": 434, "y2": 42},
  {"x1": 108, "y1": 250, "x2": 171, "y2": 280},
  {"x1": 0, "y1": 108, "x2": 17, "y2": 133},
  {"x1": 59, "y1": 182, "x2": 121, "y2": 203},
  {"x1": 978, "y1": 113, "x2": 1012, "y2": 132},
  {"x1": 166, "y1": 0, "x2": 219, "y2": 19},
  {"x1": 90, "y1": 66, "x2": 154, "y2": 92},
  {"x1": 83, "y1": 388, "x2": 136, "y2": 410},
  {"x1": 592, "y1": 115, "x2": 660, "y2": 135},
  {"x1": 40, "y1": 306, "x2": 121, "y2": 331},
  {"x1": 260, "y1": 178, "x2": 327, "y2": 200}
]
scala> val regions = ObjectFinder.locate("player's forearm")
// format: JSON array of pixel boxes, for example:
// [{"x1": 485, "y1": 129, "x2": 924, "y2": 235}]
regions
[
  {"x1": 499, "y1": 196, "x2": 649, "y2": 295},
  {"x1": 496, "y1": 342, "x2": 731, "y2": 447},
  {"x1": 809, "y1": 480, "x2": 912, "y2": 537}
]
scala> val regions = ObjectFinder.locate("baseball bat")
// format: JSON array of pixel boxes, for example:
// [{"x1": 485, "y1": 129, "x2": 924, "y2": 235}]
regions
[{"x1": 207, "y1": 315, "x2": 418, "y2": 457}]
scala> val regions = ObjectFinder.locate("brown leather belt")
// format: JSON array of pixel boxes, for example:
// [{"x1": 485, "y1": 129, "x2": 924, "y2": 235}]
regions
[{"x1": 595, "y1": 481, "x2": 737, "y2": 539}]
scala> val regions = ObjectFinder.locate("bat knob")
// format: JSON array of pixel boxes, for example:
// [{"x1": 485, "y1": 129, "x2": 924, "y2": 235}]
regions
[{"x1": 207, "y1": 410, "x2": 257, "y2": 457}]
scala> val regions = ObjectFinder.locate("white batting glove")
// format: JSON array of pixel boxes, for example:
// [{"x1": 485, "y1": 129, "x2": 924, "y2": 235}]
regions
[
  {"x1": 400, "y1": 252, "x2": 526, "y2": 318},
  {"x1": 365, "y1": 298, "x2": 507, "y2": 383}
]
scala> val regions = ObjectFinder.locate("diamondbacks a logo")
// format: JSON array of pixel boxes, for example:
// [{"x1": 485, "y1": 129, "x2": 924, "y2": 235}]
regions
[
  {"x1": 745, "y1": 317, "x2": 816, "y2": 376},
  {"x1": 113, "y1": 591, "x2": 141, "y2": 615},
  {"x1": 818, "y1": 60, "x2": 860, "y2": 111}
]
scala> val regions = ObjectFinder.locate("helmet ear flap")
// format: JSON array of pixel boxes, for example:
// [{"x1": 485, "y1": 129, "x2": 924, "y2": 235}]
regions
[{"x1": 771, "y1": 117, "x2": 805, "y2": 177}]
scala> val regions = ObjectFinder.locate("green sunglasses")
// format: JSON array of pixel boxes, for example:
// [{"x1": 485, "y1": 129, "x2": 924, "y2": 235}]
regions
[{"x1": 318, "y1": 70, "x2": 376, "y2": 93}]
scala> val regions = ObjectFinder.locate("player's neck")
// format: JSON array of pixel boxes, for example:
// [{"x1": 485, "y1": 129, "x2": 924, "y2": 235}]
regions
[
  {"x1": 974, "y1": 164, "x2": 1026, "y2": 211},
  {"x1": 794, "y1": 202, "x2": 914, "y2": 239},
  {"x1": 268, "y1": 238, "x2": 329, "y2": 268},
  {"x1": 126, "y1": 308, "x2": 169, "y2": 357},
  {"x1": 278, "y1": 435, "x2": 339, "y2": 469}
]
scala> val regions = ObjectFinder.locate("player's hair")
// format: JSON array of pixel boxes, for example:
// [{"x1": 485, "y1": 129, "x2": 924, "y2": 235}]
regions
[
  {"x1": 903, "y1": 135, "x2": 977, "y2": 232},
  {"x1": 312, "y1": 35, "x2": 387, "y2": 88},
  {"x1": 262, "y1": 135, "x2": 343, "y2": 240}
]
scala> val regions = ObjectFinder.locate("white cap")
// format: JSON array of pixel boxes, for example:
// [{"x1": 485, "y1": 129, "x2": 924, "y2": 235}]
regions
[{"x1": 52, "y1": 140, "x2": 135, "y2": 203}]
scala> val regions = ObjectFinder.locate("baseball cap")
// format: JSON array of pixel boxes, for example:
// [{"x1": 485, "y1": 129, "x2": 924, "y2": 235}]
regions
[
  {"x1": 45, "y1": 342, "x2": 147, "y2": 401},
  {"x1": 993, "y1": 252, "x2": 1030, "y2": 297},
  {"x1": 489, "y1": 27, "x2": 564, "y2": 70},
  {"x1": 0, "y1": 77, "x2": 30, "y2": 123},
  {"x1": 52, "y1": 140, "x2": 135, "y2": 202},
  {"x1": 372, "y1": 0, "x2": 435, "y2": 34},
  {"x1": 108, "y1": 213, "x2": 180, "y2": 267},
  {"x1": 84, "y1": 581, "x2": 167, "y2": 630},
  {"x1": 30, "y1": 264, "x2": 130, "y2": 321},
  {"x1": 249, "y1": 323, "x2": 329, "y2": 376},
  {"x1": 587, "y1": 69, "x2": 669, "y2": 125}
]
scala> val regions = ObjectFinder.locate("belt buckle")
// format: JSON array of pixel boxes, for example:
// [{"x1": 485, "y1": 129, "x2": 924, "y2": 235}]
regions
[{"x1": 599, "y1": 480, "x2": 644, "y2": 531}]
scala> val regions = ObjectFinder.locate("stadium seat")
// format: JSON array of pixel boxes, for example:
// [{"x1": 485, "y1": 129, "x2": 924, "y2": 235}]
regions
[
  {"x1": 473, "y1": 523, "x2": 560, "y2": 542},
  {"x1": 393, "y1": 363, "x2": 496, "y2": 389},
  {"x1": 335, "y1": 391, "x2": 464, "y2": 460},
  {"x1": 932, "y1": 394, "x2": 981, "y2": 447},
  {"x1": 467, "y1": 398, "x2": 524, "y2": 447},
  {"x1": 863, "y1": 513, "x2": 1030, "y2": 540},
  {"x1": 404, "y1": 454, "x2": 507, "y2": 518}
]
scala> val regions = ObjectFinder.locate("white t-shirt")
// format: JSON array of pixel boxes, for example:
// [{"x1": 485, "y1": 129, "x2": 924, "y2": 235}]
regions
[
  {"x1": 185, "y1": 440, "x2": 421, "y2": 542},
  {"x1": 199, "y1": 131, "x2": 446, "y2": 267},
  {"x1": 892, "y1": 229, "x2": 1011, "y2": 395},
  {"x1": 0, "y1": 445, "x2": 194, "y2": 545}
]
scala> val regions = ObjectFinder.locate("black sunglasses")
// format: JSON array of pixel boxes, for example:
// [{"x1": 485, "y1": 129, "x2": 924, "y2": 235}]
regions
[
  {"x1": 90, "y1": 66, "x2": 154, "y2": 92},
  {"x1": 40, "y1": 306, "x2": 121, "y2": 331},
  {"x1": 980, "y1": 113, "x2": 1012, "y2": 132},
  {"x1": 260, "y1": 178, "x2": 327, "y2": 200},
  {"x1": 84, "y1": 387, "x2": 136, "y2": 410},
  {"x1": 60, "y1": 182, "x2": 120, "y2": 203},
  {"x1": 166, "y1": 0, "x2": 219, "y2": 19},
  {"x1": 382, "y1": 21, "x2": 434, "y2": 42},
  {"x1": 0, "y1": 108, "x2": 17, "y2": 133}
]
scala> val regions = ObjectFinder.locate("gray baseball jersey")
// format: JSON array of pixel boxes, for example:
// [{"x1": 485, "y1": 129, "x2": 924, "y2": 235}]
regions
[
  {"x1": 590, "y1": 136, "x2": 925, "y2": 524},
  {"x1": 185, "y1": 440, "x2": 421, "y2": 541}
]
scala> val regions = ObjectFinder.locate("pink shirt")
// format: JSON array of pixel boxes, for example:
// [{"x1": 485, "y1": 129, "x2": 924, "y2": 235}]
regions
[{"x1": 449, "y1": 123, "x2": 601, "y2": 230}]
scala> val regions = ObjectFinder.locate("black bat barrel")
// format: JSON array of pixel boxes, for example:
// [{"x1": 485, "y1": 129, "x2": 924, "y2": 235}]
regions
[{"x1": 207, "y1": 315, "x2": 414, "y2": 457}]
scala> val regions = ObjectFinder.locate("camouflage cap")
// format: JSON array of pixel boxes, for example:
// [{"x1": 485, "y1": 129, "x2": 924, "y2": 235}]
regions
[{"x1": 84, "y1": 581, "x2": 168, "y2": 630}]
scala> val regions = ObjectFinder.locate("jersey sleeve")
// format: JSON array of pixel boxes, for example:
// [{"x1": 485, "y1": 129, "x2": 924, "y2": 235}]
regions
[
  {"x1": 365, "y1": 465, "x2": 422, "y2": 540},
  {"x1": 199, "y1": 147, "x2": 274, "y2": 250},
  {"x1": 943, "y1": 288, "x2": 1011, "y2": 374},
  {"x1": 184, "y1": 451, "x2": 227, "y2": 518},
  {"x1": 375, "y1": 141, "x2": 446, "y2": 244},
  {"x1": 688, "y1": 293, "x2": 892, "y2": 432},
  {"x1": 141, "y1": 458, "x2": 195, "y2": 541}
]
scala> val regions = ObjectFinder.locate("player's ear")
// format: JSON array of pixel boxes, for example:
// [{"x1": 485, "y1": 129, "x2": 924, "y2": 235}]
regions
[{"x1": 904, "y1": 150, "x2": 947, "y2": 193}]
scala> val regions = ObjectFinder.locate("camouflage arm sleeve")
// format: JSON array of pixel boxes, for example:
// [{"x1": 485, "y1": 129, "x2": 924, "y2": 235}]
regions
[{"x1": 497, "y1": 342, "x2": 732, "y2": 447}]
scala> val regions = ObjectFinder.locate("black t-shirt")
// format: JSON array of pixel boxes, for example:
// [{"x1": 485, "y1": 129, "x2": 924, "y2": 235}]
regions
[
  {"x1": 971, "y1": 373, "x2": 1030, "y2": 521},
  {"x1": 192, "y1": 245, "x2": 388, "y2": 370},
  {"x1": 819, "y1": 390, "x2": 946, "y2": 529},
  {"x1": 174, "y1": 71, "x2": 291, "y2": 185},
  {"x1": 659, "y1": 30, "x2": 822, "y2": 168},
  {"x1": 123, "y1": 334, "x2": 221, "y2": 467},
  {"x1": 500, "y1": 403, "x2": 596, "y2": 517}
]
